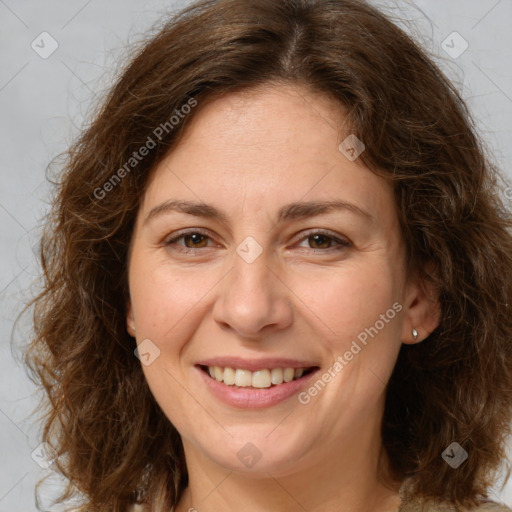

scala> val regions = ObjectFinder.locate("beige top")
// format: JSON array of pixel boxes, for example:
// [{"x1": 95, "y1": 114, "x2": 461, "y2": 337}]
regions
[
  {"x1": 398, "y1": 502, "x2": 511, "y2": 511},
  {"x1": 123, "y1": 501, "x2": 512, "y2": 511}
]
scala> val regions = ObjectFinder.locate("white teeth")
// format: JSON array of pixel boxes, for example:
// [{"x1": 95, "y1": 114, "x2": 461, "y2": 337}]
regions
[
  {"x1": 252, "y1": 369, "x2": 271, "y2": 388},
  {"x1": 223, "y1": 367, "x2": 236, "y2": 385},
  {"x1": 271, "y1": 368, "x2": 284, "y2": 385},
  {"x1": 234, "y1": 369, "x2": 252, "y2": 387},
  {"x1": 205, "y1": 366, "x2": 310, "y2": 387},
  {"x1": 283, "y1": 368, "x2": 295, "y2": 382}
]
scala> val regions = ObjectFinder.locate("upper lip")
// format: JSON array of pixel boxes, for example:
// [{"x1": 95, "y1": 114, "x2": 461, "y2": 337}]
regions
[{"x1": 196, "y1": 357, "x2": 319, "y2": 372}]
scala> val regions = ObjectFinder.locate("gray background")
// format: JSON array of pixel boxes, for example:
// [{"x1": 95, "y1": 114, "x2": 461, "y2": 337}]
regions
[{"x1": 1, "y1": 0, "x2": 511, "y2": 510}]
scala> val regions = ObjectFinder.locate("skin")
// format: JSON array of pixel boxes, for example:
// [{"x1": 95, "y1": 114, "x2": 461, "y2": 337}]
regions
[{"x1": 126, "y1": 83, "x2": 440, "y2": 512}]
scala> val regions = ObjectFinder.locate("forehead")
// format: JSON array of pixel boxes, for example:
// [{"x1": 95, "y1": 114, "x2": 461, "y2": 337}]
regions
[
  {"x1": 140, "y1": 83, "x2": 395, "y2": 227},
  {"x1": 174, "y1": 83, "x2": 350, "y2": 160}
]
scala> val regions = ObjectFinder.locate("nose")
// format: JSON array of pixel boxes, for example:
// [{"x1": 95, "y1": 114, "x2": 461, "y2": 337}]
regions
[{"x1": 212, "y1": 246, "x2": 293, "y2": 339}]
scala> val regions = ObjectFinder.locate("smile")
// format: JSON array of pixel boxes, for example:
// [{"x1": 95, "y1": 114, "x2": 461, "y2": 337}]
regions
[
  {"x1": 195, "y1": 363, "x2": 320, "y2": 408},
  {"x1": 201, "y1": 365, "x2": 316, "y2": 388}
]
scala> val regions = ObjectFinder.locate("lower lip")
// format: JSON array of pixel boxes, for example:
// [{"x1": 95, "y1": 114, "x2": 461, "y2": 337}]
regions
[{"x1": 195, "y1": 366, "x2": 319, "y2": 409}]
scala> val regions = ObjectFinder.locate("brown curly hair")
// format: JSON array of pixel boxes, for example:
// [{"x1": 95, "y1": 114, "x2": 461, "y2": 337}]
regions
[{"x1": 23, "y1": 0, "x2": 512, "y2": 510}]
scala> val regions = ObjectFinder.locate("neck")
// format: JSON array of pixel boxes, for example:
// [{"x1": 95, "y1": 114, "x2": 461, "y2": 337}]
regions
[{"x1": 176, "y1": 465, "x2": 400, "y2": 512}]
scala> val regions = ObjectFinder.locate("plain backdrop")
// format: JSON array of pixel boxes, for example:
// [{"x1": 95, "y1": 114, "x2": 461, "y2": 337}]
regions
[{"x1": 1, "y1": 0, "x2": 511, "y2": 510}]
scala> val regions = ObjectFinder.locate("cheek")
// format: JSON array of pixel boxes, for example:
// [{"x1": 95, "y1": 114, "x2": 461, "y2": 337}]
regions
[
  {"x1": 129, "y1": 255, "x2": 218, "y2": 344},
  {"x1": 287, "y1": 261, "x2": 402, "y2": 348},
  {"x1": 128, "y1": 259, "x2": 216, "y2": 429}
]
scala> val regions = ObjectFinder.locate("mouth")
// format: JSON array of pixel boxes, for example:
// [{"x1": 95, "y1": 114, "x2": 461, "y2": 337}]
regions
[
  {"x1": 194, "y1": 362, "x2": 321, "y2": 408},
  {"x1": 198, "y1": 364, "x2": 317, "y2": 388}
]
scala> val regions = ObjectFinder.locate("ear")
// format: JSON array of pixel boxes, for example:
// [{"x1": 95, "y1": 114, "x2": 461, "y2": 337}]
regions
[
  {"x1": 401, "y1": 267, "x2": 441, "y2": 344},
  {"x1": 126, "y1": 299, "x2": 136, "y2": 337}
]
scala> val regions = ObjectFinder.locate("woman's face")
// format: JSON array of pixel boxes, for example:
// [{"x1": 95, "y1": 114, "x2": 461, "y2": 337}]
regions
[{"x1": 126, "y1": 84, "x2": 435, "y2": 477}]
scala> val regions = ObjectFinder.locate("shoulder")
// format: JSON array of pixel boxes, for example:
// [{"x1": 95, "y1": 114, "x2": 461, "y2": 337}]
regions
[
  {"x1": 400, "y1": 500, "x2": 512, "y2": 511},
  {"x1": 471, "y1": 504, "x2": 512, "y2": 511},
  {"x1": 457, "y1": 502, "x2": 511, "y2": 512},
  {"x1": 67, "y1": 505, "x2": 149, "y2": 512}
]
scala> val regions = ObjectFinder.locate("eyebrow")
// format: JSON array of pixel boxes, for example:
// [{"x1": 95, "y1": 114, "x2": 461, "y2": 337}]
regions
[{"x1": 143, "y1": 199, "x2": 374, "y2": 226}]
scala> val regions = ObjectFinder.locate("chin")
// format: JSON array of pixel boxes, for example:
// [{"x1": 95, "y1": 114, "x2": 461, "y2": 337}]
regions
[{"x1": 192, "y1": 426, "x2": 312, "y2": 476}]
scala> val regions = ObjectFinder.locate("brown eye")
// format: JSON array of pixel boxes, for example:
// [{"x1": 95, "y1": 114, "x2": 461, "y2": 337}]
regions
[
  {"x1": 182, "y1": 233, "x2": 209, "y2": 248},
  {"x1": 297, "y1": 231, "x2": 351, "y2": 251},
  {"x1": 165, "y1": 230, "x2": 213, "y2": 253},
  {"x1": 308, "y1": 234, "x2": 333, "y2": 249}
]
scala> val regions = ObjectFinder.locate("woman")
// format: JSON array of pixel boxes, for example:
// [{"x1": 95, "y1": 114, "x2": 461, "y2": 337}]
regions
[{"x1": 24, "y1": 0, "x2": 512, "y2": 510}]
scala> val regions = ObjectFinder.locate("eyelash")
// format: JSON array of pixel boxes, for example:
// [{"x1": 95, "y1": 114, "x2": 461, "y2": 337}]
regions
[{"x1": 164, "y1": 229, "x2": 351, "y2": 254}]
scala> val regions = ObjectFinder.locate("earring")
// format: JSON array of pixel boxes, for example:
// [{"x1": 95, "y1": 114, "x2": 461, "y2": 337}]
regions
[{"x1": 412, "y1": 328, "x2": 418, "y2": 341}]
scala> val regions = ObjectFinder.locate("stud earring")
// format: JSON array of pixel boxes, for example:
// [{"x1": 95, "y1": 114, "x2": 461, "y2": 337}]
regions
[{"x1": 412, "y1": 328, "x2": 418, "y2": 341}]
